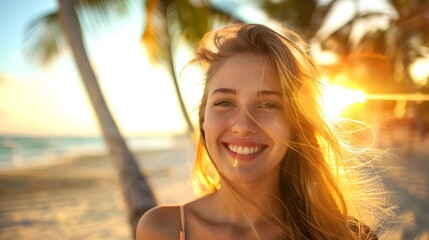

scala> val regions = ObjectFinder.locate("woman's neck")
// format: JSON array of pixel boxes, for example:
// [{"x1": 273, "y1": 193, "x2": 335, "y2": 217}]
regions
[{"x1": 211, "y1": 179, "x2": 284, "y2": 225}]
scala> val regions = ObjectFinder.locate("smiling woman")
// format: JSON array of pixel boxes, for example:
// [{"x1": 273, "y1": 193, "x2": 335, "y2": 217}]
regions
[
  {"x1": 136, "y1": 23, "x2": 390, "y2": 240},
  {"x1": 202, "y1": 53, "x2": 290, "y2": 184}
]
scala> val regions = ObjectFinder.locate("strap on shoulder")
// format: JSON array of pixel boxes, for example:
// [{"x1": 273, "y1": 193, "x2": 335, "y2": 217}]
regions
[{"x1": 179, "y1": 205, "x2": 186, "y2": 240}]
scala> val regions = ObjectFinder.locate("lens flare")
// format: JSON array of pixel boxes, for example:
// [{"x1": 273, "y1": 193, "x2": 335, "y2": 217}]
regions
[{"x1": 321, "y1": 82, "x2": 366, "y2": 120}]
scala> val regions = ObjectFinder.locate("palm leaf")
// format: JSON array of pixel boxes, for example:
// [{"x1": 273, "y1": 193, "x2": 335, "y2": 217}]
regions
[
  {"x1": 143, "y1": 0, "x2": 170, "y2": 64},
  {"x1": 143, "y1": 0, "x2": 238, "y2": 65},
  {"x1": 74, "y1": 0, "x2": 129, "y2": 34},
  {"x1": 23, "y1": 12, "x2": 64, "y2": 65},
  {"x1": 23, "y1": 0, "x2": 129, "y2": 65},
  {"x1": 172, "y1": 0, "x2": 233, "y2": 46}
]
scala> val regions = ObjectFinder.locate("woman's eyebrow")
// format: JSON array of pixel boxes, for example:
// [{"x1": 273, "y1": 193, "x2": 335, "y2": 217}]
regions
[
  {"x1": 210, "y1": 88, "x2": 237, "y2": 96},
  {"x1": 210, "y1": 88, "x2": 282, "y2": 97}
]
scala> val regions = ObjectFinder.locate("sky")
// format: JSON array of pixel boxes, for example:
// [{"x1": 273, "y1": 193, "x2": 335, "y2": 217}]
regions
[{"x1": 0, "y1": 0, "x2": 205, "y2": 137}]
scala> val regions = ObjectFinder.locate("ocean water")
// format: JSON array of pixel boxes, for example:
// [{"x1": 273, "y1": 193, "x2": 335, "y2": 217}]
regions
[{"x1": 0, "y1": 135, "x2": 178, "y2": 169}]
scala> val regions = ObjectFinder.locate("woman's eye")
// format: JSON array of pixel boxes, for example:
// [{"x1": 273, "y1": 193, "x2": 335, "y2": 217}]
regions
[
  {"x1": 214, "y1": 100, "x2": 234, "y2": 107},
  {"x1": 258, "y1": 102, "x2": 281, "y2": 110}
]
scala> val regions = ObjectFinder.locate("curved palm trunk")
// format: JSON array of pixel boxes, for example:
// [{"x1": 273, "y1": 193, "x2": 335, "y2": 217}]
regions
[
  {"x1": 165, "y1": 33, "x2": 195, "y2": 135},
  {"x1": 160, "y1": 0, "x2": 194, "y2": 135},
  {"x1": 57, "y1": 0, "x2": 157, "y2": 235}
]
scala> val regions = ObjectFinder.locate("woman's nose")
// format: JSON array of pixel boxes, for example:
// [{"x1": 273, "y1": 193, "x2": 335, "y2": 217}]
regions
[{"x1": 231, "y1": 109, "x2": 257, "y2": 135}]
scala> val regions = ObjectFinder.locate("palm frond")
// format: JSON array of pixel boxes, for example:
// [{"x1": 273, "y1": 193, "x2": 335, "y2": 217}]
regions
[
  {"x1": 76, "y1": 0, "x2": 128, "y2": 14},
  {"x1": 261, "y1": 0, "x2": 317, "y2": 30},
  {"x1": 143, "y1": 0, "x2": 238, "y2": 65},
  {"x1": 171, "y1": 0, "x2": 234, "y2": 47},
  {"x1": 142, "y1": 0, "x2": 170, "y2": 64},
  {"x1": 74, "y1": 0, "x2": 130, "y2": 34},
  {"x1": 23, "y1": 12, "x2": 65, "y2": 65},
  {"x1": 23, "y1": 0, "x2": 131, "y2": 65}
]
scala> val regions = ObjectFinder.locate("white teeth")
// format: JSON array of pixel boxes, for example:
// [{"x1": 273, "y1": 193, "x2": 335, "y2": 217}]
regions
[
  {"x1": 243, "y1": 147, "x2": 249, "y2": 155},
  {"x1": 227, "y1": 144, "x2": 262, "y2": 155}
]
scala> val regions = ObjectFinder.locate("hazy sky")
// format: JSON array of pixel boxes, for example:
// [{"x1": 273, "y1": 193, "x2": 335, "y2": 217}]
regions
[{"x1": 0, "y1": 0, "x2": 204, "y2": 136}]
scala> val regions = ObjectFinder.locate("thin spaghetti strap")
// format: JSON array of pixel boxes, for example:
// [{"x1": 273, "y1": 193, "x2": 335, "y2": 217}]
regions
[{"x1": 179, "y1": 205, "x2": 186, "y2": 240}]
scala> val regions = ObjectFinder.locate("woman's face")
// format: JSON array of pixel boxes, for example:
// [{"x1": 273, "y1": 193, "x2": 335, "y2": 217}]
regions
[{"x1": 202, "y1": 53, "x2": 291, "y2": 184}]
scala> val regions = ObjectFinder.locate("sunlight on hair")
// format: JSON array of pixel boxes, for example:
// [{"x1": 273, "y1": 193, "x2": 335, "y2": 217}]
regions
[{"x1": 320, "y1": 77, "x2": 367, "y2": 120}]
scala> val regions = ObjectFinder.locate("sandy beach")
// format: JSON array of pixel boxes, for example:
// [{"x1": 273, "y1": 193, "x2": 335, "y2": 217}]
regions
[
  {"x1": 0, "y1": 135, "x2": 196, "y2": 240},
  {"x1": 377, "y1": 137, "x2": 429, "y2": 240},
  {"x1": 0, "y1": 134, "x2": 428, "y2": 240}
]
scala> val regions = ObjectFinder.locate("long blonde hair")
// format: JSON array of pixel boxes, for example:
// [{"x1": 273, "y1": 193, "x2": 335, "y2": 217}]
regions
[{"x1": 190, "y1": 23, "x2": 389, "y2": 239}]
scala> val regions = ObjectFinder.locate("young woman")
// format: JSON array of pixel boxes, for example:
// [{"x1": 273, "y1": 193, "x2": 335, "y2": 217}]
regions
[{"x1": 137, "y1": 23, "x2": 387, "y2": 240}]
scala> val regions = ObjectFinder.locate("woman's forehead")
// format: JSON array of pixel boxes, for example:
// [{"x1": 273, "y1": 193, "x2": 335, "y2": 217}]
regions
[{"x1": 208, "y1": 53, "x2": 280, "y2": 91}]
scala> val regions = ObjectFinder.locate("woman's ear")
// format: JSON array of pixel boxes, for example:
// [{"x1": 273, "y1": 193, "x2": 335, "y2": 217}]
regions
[
  {"x1": 200, "y1": 117, "x2": 205, "y2": 131},
  {"x1": 200, "y1": 118, "x2": 206, "y2": 141}
]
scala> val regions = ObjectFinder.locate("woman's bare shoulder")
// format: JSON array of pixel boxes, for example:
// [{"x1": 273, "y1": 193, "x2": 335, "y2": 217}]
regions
[{"x1": 136, "y1": 205, "x2": 181, "y2": 240}]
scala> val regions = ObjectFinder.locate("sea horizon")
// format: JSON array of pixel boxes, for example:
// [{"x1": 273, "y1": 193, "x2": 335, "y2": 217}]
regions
[{"x1": 0, "y1": 133, "x2": 186, "y2": 170}]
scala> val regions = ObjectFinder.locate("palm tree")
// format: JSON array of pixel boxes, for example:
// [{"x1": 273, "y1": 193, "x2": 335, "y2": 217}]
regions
[
  {"x1": 386, "y1": 0, "x2": 429, "y2": 148},
  {"x1": 25, "y1": 0, "x2": 156, "y2": 235},
  {"x1": 260, "y1": 0, "x2": 337, "y2": 40},
  {"x1": 142, "y1": 0, "x2": 240, "y2": 135},
  {"x1": 262, "y1": 0, "x2": 429, "y2": 149}
]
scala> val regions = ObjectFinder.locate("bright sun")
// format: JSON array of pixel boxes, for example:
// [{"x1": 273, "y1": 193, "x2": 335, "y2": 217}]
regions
[{"x1": 320, "y1": 78, "x2": 367, "y2": 120}]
